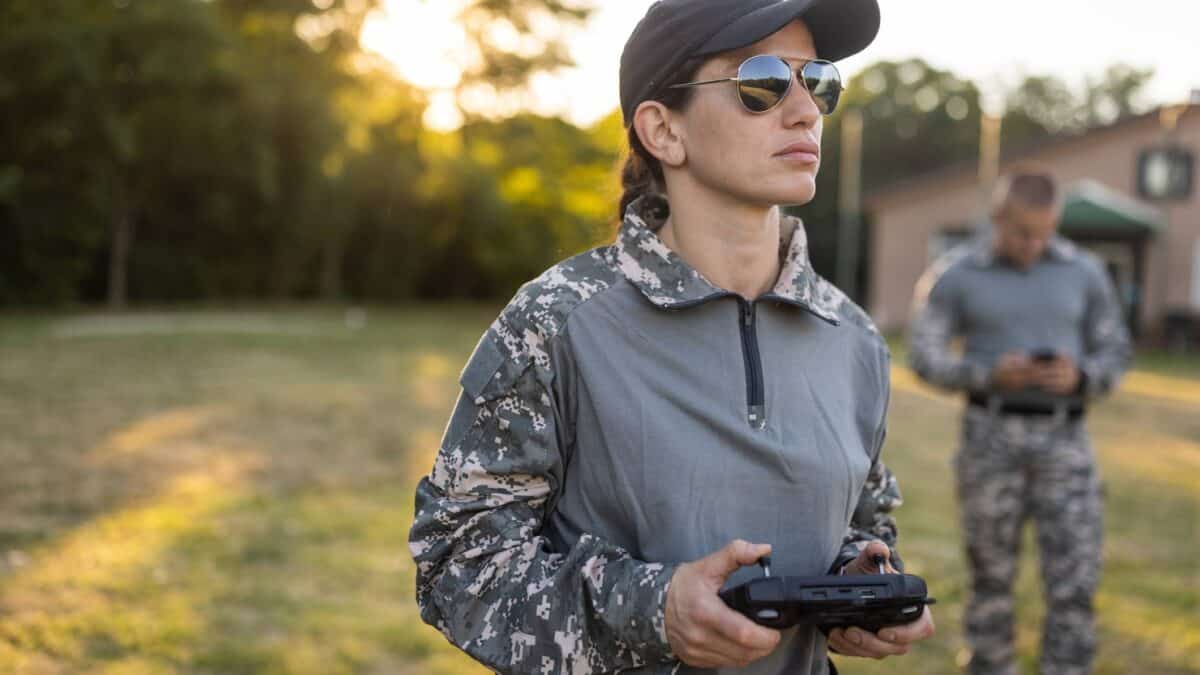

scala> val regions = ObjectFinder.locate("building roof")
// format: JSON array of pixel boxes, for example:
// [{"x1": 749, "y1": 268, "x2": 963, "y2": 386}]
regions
[
  {"x1": 1060, "y1": 179, "x2": 1165, "y2": 237},
  {"x1": 865, "y1": 104, "x2": 1199, "y2": 208}
]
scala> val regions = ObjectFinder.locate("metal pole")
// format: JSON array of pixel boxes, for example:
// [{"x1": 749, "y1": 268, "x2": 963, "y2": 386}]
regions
[
  {"x1": 978, "y1": 112, "x2": 1002, "y2": 217},
  {"x1": 837, "y1": 108, "x2": 864, "y2": 299}
]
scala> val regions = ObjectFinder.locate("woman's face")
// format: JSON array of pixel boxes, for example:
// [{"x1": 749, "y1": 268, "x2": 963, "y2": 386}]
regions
[{"x1": 675, "y1": 20, "x2": 824, "y2": 208}]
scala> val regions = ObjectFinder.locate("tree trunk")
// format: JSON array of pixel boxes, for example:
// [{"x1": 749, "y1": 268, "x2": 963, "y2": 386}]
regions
[
  {"x1": 107, "y1": 181, "x2": 133, "y2": 309},
  {"x1": 319, "y1": 229, "x2": 345, "y2": 301}
]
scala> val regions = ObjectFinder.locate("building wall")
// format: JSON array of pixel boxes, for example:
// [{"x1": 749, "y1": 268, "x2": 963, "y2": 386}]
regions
[{"x1": 866, "y1": 107, "x2": 1200, "y2": 336}]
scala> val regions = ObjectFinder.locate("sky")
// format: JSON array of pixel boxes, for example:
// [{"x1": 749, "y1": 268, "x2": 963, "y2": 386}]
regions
[{"x1": 361, "y1": 0, "x2": 1200, "y2": 131}]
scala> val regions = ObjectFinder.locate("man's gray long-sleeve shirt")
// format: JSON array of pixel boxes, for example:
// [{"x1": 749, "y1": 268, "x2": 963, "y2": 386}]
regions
[
  {"x1": 409, "y1": 196, "x2": 905, "y2": 675},
  {"x1": 908, "y1": 233, "x2": 1132, "y2": 403}
]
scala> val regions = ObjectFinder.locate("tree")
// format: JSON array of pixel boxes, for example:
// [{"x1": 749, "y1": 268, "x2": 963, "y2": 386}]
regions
[
  {"x1": 408, "y1": 111, "x2": 620, "y2": 299},
  {"x1": 1002, "y1": 74, "x2": 1080, "y2": 147},
  {"x1": 795, "y1": 59, "x2": 983, "y2": 292},
  {"x1": 454, "y1": 0, "x2": 594, "y2": 120},
  {"x1": 1003, "y1": 64, "x2": 1155, "y2": 148},
  {"x1": 212, "y1": 0, "x2": 381, "y2": 300},
  {"x1": 0, "y1": 0, "x2": 239, "y2": 306}
]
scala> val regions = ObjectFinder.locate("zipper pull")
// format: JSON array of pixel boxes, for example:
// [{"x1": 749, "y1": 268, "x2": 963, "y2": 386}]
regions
[
  {"x1": 748, "y1": 405, "x2": 766, "y2": 430},
  {"x1": 743, "y1": 301, "x2": 755, "y2": 327}
]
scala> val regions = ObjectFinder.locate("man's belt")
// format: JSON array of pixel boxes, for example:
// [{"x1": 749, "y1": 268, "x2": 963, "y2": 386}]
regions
[{"x1": 967, "y1": 393, "x2": 1085, "y2": 420}]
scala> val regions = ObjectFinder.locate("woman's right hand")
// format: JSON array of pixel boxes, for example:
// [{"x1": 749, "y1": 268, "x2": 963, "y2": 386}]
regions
[{"x1": 665, "y1": 540, "x2": 782, "y2": 668}]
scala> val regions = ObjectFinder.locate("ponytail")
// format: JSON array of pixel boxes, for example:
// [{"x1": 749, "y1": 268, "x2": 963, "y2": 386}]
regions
[
  {"x1": 615, "y1": 56, "x2": 705, "y2": 225},
  {"x1": 618, "y1": 127, "x2": 667, "y2": 222}
]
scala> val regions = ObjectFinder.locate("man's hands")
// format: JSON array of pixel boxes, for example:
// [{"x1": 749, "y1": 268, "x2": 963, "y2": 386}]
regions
[
  {"x1": 990, "y1": 352, "x2": 1034, "y2": 391},
  {"x1": 665, "y1": 540, "x2": 782, "y2": 669},
  {"x1": 991, "y1": 351, "x2": 1081, "y2": 395},
  {"x1": 827, "y1": 542, "x2": 936, "y2": 660},
  {"x1": 1031, "y1": 354, "x2": 1081, "y2": 395}
]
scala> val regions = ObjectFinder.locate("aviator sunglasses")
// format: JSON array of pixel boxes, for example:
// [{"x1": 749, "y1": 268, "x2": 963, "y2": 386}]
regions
[{"x1": 668, "y1": 54, "x2": 843, "y2": 115}]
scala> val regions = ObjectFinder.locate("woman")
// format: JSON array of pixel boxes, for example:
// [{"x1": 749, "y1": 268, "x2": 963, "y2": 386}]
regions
[{"x1": 409, "y1": 1, "x2": 935, "y2": 673}]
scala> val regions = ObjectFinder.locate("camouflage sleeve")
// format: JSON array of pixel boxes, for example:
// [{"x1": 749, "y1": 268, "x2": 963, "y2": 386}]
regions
[
  {"x1": 831, "y1": 458, "x2": 905, "y2": 574},
  {"x1": 408, "y1": 325, "x2": 678, "y2": 675},
  {"x1": 1078, "y1": 261, "x2": 1132, "y2": 398},
  {"x1": 830, "y1": 350, "x2": 905, "y2": 574},
  {"x1": 908, "y1": 264, "x2": 991, "y2": 393}
]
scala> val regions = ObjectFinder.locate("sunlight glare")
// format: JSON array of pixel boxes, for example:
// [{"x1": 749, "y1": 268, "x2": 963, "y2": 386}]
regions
[{"x1": 360, "y1": 0, "x2": 469, "y2": 92}]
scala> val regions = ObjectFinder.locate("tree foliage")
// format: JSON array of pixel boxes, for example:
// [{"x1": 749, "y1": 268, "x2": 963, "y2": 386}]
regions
[{"x1": 0, "y1": 3, "x2": 1158, "y2": 306}]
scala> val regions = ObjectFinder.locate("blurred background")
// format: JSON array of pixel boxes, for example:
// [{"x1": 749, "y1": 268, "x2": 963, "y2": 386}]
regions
[{"x1": 0, "y1": 1, "x2": 1196, "y2": 674}]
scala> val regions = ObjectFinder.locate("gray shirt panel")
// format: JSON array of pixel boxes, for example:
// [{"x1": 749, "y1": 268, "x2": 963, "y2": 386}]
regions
[
  {"x1": 908, "y1": 235, "x2": 1132, "y2": 403},
  {"x1": 952, "y1": 255, "x2": 1091, "y2": 369},
  {"x1": 412, "y1": 199, "x2": 904, "y2": 675},
  {"x1": 546, "y1": 279, "x2": 883, "y2": 675}
]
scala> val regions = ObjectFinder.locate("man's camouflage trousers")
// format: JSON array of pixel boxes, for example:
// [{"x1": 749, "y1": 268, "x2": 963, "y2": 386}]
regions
[{"x1": 954, "y1": 406, "x2": 1103, "y2": 675}]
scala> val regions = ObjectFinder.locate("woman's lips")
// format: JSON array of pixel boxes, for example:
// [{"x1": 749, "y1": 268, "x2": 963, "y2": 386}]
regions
[
  {"x1": 775, "y1": 151, "x2": 820, "y2": 164},
  {"x1": 774, "y1": 142, "x2": 820, "y2": 164}
]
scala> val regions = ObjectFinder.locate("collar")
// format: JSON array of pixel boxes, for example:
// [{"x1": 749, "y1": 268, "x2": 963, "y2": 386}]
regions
[
  {"x1": 968, "y1": 228, "x2": 1078, "y2": 268},
  {"x1": 612, "y1": 195, "x2": 841, "y2": 325}
]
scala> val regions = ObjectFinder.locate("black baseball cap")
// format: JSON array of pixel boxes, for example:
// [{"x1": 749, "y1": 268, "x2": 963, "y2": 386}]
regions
[{"x1": 619, "y1": 0, "x2": 881, "y2": 125}]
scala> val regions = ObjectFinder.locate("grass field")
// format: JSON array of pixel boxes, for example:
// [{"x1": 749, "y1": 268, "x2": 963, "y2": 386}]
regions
[{"x1": 0, "y1": 307, "x2": 1196, "y2": 674}]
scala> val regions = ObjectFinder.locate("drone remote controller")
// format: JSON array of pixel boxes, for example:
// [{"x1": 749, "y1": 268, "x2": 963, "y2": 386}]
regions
[{"x1": 719, "y1": 554, "x2": 936, "y2": 633}]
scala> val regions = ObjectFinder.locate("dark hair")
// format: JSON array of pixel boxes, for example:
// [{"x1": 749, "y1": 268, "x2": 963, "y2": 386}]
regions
[
  {"x1": 992, "y1": 161, "x2": 1058, "y2": 211},
  {"x1": 617, "y1": 57, "x2": 706, "y2": 223}
]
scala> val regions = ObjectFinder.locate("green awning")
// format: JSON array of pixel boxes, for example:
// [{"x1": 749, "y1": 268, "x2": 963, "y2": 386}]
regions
[{"x1": 1059, "y1": 179, "x2": 1165, "y2": 237}]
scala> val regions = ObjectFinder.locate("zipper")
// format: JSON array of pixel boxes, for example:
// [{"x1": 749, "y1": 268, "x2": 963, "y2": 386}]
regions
[{"x1": 737, "y1": 298, "x2": 767, "y2": 430}]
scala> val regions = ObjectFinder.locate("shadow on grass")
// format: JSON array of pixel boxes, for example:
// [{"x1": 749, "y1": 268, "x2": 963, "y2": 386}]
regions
[{"x1": 0, "y1": 308, "x2": 495, "y2": 674}]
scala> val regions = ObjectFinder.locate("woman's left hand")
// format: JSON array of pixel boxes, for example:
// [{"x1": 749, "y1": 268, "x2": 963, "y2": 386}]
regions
[{"x1": 826, "y1": 541, "x2": 936, "y2": 659}]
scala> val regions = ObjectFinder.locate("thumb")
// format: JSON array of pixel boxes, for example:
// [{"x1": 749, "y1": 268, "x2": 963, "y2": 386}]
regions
[
  {"x1": 864, "y1": 540, "x2": 891, "y2": 563},
  {"x1": 700, "y1": 540, "x2": 771, "y2": 581},
  {"x1": 848, "y1": 541, "x2": 892, "y2": 574}
]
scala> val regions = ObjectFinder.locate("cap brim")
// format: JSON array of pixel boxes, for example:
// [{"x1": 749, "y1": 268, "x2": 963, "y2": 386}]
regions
[{"x1": 696, "y1": 0, "x2": 880, "y2": 62}]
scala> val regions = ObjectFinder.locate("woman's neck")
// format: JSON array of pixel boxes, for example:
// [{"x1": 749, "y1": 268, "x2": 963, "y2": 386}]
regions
[{"x1": 657, "y1": 189, "x2": 783, "y2": 301}]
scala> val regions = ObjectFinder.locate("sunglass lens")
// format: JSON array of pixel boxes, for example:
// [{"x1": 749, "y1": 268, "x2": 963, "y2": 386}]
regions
[
  {"x1": 802, "y1": 60, "x2": 842, "y2": 114},
  {"x1": 737, "y1": 55, "x2": 792, "y2": 113}
]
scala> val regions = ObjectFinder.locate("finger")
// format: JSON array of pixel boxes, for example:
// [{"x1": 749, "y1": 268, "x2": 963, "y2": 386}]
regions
[
  {"x1": 685, "y1": 619, "x2": 769, "y2": 666},
  {"x1": 878, "y1": 609, "x2": 936, "y2": 645},
  {"x1": 702, "y1": 540, "x2": 771, "y2": 580},
  {"x1": 828, "y1": 627, "x2": 890, "y2": 658},
  {"x1": 846, "y1": 541, "x2": 891, "y2": 574},
  {"x1": 708, "y1": 603, "x2": 782, "y2": 652},
  {"x1": 845, "y1": 627, "x2": 909, "y2": 658},
  {"x1": 684, "y1": 623, "x2": 776, "y2": 669},
  {"x1": 827, "y1": 629, "x2": 860, "y2": 656}
]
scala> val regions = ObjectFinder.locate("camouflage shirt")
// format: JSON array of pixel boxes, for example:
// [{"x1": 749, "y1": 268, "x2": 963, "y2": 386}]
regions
[
  {"x1": 410, "y1": 196, "x2": 905, "y2": 675},
  {"x1": 907, "y1": 233, "x2": 1132, "y2": 401}
]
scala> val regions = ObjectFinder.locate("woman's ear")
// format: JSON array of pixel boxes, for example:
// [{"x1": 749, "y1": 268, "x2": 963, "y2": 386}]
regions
[{"x1": 632, "y1": 101, "x2": 687, "y2": 168}]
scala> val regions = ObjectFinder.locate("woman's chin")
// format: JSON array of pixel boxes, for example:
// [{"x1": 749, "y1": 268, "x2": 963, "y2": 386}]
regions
[
  {"x1": 770, "y1": 183, "x2": 817, "y2": 207},
  {"x1": 723, "y1": 175, "x2": 816, "y2": 208},
  {"x1": 777, "y1": 173, "x2": 817, "y2": 203}
]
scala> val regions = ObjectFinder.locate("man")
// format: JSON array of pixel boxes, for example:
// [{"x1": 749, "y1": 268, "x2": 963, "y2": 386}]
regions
[{"x1": 908, "y1": 164, "x2": 1131, "y2": 675}]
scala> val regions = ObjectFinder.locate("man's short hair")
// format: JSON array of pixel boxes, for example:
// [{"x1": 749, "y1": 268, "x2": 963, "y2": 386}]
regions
[{"x1": 992, "y1": 162, "x2": 1059, "y2": 212}]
